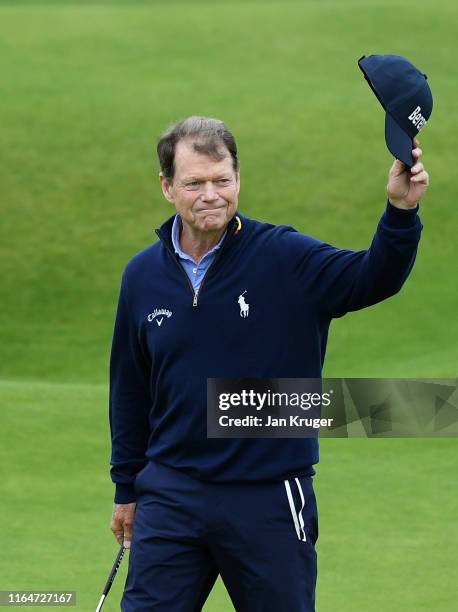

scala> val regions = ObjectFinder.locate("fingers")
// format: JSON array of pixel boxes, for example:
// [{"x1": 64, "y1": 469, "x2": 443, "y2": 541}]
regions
[
  {"x1": 411, "y1": 142, "x2": 426, "y2": 181},
  {"x1": 122, "y1": 516, "x2": 133, "y2": 549},
  {"x1": 110, "y1": 521, "x2": 130, "y2": 547},
  {"x1": 110, "y1": 515, "x2": 125, "y2": 546},
  {"x1": 410, "y1": 170, "x2": 429, "y2": 184},
  {"x1": 110, "y1": 503, "x2": 136, "y2": 549},
  {"x1": 410, "y1": 161, "x2": 423, "y2": 174},
  {"x1": 410, "y1": 155, "x2": 429, "y2": 185},
  {"x1": 390, "y1": 158, "x2": 407, "y2": 177}
]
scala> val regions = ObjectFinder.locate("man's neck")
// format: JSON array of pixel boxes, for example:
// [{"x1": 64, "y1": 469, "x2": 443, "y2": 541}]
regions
[{"x1": 179, "y1": 220, "x2": 226, "y2": 263}]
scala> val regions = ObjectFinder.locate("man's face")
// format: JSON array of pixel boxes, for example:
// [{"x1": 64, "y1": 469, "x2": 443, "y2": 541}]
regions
[{"x1": 160, "y1": 139, "x2": 240, "y2": 234}]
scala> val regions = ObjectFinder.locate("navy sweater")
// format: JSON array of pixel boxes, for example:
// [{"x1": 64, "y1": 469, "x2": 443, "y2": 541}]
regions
[{"x1": 109, "y1": 202, "x2": 422, "y2": 503}]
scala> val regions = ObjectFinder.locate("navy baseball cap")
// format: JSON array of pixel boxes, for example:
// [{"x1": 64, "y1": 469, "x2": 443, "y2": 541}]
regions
[{"x1": 358, "y1": 54, "x2": 433, "y2": 167}]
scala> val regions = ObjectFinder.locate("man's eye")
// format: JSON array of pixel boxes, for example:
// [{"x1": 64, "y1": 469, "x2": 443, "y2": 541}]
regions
[
  {"x1": 217, "y1": 179, "x2": 231, "y2": 184},
  {"x1": 187, "y1": 181, "x2": 200, "y2": 188}
]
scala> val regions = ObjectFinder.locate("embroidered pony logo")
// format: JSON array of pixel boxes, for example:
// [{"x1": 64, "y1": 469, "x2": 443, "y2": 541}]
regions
[{"x1": 238, "y1": 291, "x2": 250, "y2": 318}]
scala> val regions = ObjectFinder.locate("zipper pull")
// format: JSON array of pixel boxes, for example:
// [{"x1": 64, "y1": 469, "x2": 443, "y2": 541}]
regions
[{"x1": 193, "y1": 291, "x2": 198, "y2": 307}]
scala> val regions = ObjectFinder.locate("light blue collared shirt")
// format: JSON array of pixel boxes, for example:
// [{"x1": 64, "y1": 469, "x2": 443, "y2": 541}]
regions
[{"x1": 171, "y1": 214, "x2": 227, "y2": 291}]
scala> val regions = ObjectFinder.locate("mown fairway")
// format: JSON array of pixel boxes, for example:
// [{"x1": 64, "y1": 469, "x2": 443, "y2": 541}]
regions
[{"x1": 1, "y1": 1, "x2": 457, "y2": 610}]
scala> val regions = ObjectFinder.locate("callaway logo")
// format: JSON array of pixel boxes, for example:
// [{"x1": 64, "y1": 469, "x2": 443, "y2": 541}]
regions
[
  {"x1": 408, "y1": 106, "x2": 427, "y2": 131},
  {"x1": 147, "y1": 308, "x2": 173, "y2": 327}
]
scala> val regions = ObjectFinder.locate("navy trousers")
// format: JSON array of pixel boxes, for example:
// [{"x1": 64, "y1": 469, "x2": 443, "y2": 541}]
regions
[{"x1": 121, "y1": 461, "x2": 318, "y2": 611}]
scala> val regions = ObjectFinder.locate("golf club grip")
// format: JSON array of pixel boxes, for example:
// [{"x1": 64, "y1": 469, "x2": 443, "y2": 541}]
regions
[{"x1": 103, "y1": 545, "x2": 126, "y2": 595}]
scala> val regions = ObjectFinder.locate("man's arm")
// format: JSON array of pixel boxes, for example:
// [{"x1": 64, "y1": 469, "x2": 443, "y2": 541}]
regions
[
  {"x1": 339, "y1": 138, "x2": 429, "y2": 316},
  {"x1": 281, "y1": 140, "x2": 429, "y2": 319},
  {"x1": 109, "y1": 270, "x2": 151, "y2": 545}
]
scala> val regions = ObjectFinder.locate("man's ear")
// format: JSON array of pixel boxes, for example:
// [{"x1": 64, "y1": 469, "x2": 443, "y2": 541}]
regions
[
  {"x1": 159, "y1": 172, "x2": 174, "y2": 203},
  {"x1": 235, "y1": 171, "x2": 241, "y2": 196}
]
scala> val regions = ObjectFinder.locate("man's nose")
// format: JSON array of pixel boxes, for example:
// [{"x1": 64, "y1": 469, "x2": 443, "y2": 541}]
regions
[{"x1": 201, "y1": 181, "x2": 218, "y2": 201}]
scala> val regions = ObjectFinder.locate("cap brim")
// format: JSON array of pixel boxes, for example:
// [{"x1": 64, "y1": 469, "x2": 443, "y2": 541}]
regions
[{"x1": 385, "y1": 112, "x2": 414, "y2": 167}]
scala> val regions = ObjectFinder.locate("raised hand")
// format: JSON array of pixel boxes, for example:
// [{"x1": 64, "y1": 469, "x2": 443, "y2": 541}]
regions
[{"x1": 387, "y1": 138, "x2": 429, "y2": 209}]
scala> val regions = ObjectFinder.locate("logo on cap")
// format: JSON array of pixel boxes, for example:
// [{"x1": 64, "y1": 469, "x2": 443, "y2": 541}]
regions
[{"x1": 408, "y1": 106, "x2": 427, "y2": 131}]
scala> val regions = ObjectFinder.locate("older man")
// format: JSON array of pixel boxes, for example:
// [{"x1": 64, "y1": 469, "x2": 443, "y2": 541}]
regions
[{"x1": 109, "y1": 116, "x2": 428, "y2": 611}]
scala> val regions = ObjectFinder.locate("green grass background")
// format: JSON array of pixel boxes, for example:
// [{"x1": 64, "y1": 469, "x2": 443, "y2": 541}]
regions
[{"x1": 1, "y1": 0, "x2": 457, "y2": 610}]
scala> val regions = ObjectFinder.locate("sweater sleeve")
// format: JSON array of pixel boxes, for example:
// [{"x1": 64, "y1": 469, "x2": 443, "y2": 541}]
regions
[
  {"x1": 283, "y1": 200, "x2": 423, "y2": 319},
  {"x1": 109, "y1": 271, "x2": 151, "y2": 504}
]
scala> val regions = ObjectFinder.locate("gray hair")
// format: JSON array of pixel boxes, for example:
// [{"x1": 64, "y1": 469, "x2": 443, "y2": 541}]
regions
[{"x1": 157, "y1": 115, "x2": 240, "y2": 180}]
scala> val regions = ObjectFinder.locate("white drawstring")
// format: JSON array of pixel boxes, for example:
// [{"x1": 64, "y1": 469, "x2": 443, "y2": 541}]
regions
[
  {"x1": 284, "y1": 479, "x2": 307, "y2": 542},
  {"x1": 294, "y1": 477, "x2": 307, "y2": 542}
]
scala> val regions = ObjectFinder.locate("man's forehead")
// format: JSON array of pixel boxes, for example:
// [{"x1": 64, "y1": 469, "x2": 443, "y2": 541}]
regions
[{"x1": 174, "y1": 140, "x2": 233, "y2": 177}]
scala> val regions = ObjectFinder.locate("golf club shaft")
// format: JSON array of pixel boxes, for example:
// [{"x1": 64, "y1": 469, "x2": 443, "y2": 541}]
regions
[
  {"x1": 95, "y1": 594, "x2": 105, "y2": 612},
  {"x1": 96, "y1": 545, "x2": 126, "y2": 611}
]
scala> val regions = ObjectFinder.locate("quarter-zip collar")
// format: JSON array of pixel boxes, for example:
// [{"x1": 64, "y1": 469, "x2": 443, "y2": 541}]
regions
[
  {"x1": 155, "y1": 213, "x2": 245, "y2": 307},
  {"x1": 171, "y1": 214, "x2": 227, "y2": 263},
  {"x1": 155, "y1": 213, "x2": 243, "y2": 255}
]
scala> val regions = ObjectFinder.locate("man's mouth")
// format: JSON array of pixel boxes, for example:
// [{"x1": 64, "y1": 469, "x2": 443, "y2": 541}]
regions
[{"x1": 196, "y1": 205, "x2": 226, "y2": 214}]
